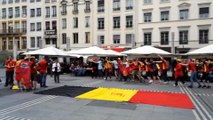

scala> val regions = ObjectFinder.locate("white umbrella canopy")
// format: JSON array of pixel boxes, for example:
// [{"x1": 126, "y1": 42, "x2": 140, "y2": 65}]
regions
[
  {"x1": 70, "y1": 46, "x2": 112, "y2": 56},
  {"x1": 106, "y1": 50, "x2": 125, "y2": 56},
  {"x1": 23, "y1": 46, "x2": 71, "y2": 57},
  {"x1": 121, "y1": 45, "x2": 171, "y2": 56},
  {"x1": 186, "y1": 44, "x2": 213, "y2": 55}
]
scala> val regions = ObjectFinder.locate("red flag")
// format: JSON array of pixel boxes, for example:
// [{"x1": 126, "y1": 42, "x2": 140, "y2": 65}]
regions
[{"x1": 20, "y1": 61, "x2": 32, "y2": 88}]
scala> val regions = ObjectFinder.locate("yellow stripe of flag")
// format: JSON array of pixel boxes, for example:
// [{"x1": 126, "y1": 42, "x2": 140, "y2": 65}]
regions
[{"x1": 76, "y1": 88, "x2": 138, "y2": 102}]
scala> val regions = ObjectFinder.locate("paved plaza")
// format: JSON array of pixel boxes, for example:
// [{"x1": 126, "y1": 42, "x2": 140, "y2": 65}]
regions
[{"x1": 0, "y1": 68, "x2": 213, "y2": 120}]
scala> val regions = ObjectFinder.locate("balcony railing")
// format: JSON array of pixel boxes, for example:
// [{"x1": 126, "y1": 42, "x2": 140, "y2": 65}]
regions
[
  {"x1": 0, "y1": 29, "x2": 26, "y2": 35},
  {"x1": 72, "y1": 10, "x2": 79, "y2": 14},
  {"x1": 61, "y1": 11, "x2": 67, "y2": 15},
  {"x1": 84, "y1": 8, "x2": 91, "y2": 13}
]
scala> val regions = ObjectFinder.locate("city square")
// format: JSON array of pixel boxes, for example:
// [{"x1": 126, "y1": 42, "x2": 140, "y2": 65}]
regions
[{"x1": 0, "y1": 0, "x2": 213, "y2": 120}]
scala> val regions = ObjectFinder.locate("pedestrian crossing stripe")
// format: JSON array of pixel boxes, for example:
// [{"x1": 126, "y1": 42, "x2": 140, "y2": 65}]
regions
[{"x1": 0, "y1": 115, "x2": 31, "y2": 120}]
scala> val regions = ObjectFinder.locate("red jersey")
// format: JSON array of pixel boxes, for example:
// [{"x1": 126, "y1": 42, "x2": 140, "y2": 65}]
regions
[
  {"x1": 39, "y1": 59, "x2": 47, "y2": 73},
  {"x1": 5, "y1": 59, "x2": 15, "y2": 71},
  {"x1": 188, "y1": 62, "x2": 196, "y2": 72},
  {"x1": 162, "y1": 60, "x2": 168, "y2": 70},
  {"x1": 175, "y1": 63, "x2": 183, "y2": 79},
  {"x1": 203, "y1": 63, "x2": 209, "y2": 73}
]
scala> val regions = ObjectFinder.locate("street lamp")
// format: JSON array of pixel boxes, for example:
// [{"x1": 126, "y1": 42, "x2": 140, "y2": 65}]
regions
[{"x1": 9, "y1": 23, "x2": 18, "y2": 60}]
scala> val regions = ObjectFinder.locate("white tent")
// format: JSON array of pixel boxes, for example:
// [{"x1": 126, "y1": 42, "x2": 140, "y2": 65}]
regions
[
  {"x1": 67, "y1": 46, "x2": 112, "y2": 56},
  {"x1": 186, "y1": 44, "x2": 213, "y2": 55},
  {"x1": 106, "y1": 50, "x2": 125, "y2": 56},
  {"x1": 121, "y1": 45, "x2": 171, "y2": 56},
  {"x1": 23, "y1": 46, "x2": 78, "y2": 57}
]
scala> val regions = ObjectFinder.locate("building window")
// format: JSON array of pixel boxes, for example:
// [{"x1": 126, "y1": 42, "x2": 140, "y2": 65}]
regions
[
  {"x1": 85, "y1": 1, "x2": 90, "y2": 10},
  {"x1": 180, "y1": 9, "x2": 189, "y2": 20},
  {"x1": 52, "y1": 21, "x2": 57, "y2": 30},
  {"x1": 22, "y1": 37, "x2": 27, "y2": 49},
  {"x1": 45, "y1": 21, "x2": 50, "y2": 30},
  {"x1": 199, "y1": 30, "x2": 208, "y2": 44},
  {"x1": 9, "y1": 39, "x2": 13, "y2": 49},
  {"x1": 126, "y1": 34, "x2": 134, "y2": 44},
  {"x1": 62, "y1": 4, "x2": 67, "y2": 14},
  {"x1": 46, "y1": 38, "x2": 50, "y2": 44},
  {"x1": 37, "y1": 8, "x2": 41, "y2": 17},
  {"x1": 98, "y1": 18, "x2": 104, "y2": 29},
  {"x1": 15, "y1": 7, "x2": 20, "y2": 18},
  {"x1": 144, "y1": 12, "x2": 152, "y2": 22},
  {"x1": 30, "y1": 9, "x2": 35, "y2": 17},
  {"x1": 144, "y1": 32, "x2": 152, "y2": 45},
  {"x1": 161, "y1": 31, "x2": 169, "y2": 45},
  {"x1": 62, "y1": 18, "x2": 67, "y2": 29},
  {"x1": 73, "y1": 2, "x2": 78, "y2": 11},
  {"x1": 45, "y1": 7, "x2": 50, "y2": 17},
  {"x1": 85, "y1": 32, "x2": 90, "y2": 43},
  {"x1": 144, "y1": 0, "x2": 152, "y2": 4},
  {"x1": 22, "y1": 6, "x2": 27, "y2": 17},
  {"x1": 2, "y1": 8, "x2": 6, "y2": 19},
  {"x1": 2, "y1": 0, "x2": 6, "y2": 4},
  {"x1": 113, "y1": 35, "x2": 120, "y2": 44},
  {"x1": 8, "y1": 22, "x2": 13, "y2": 33},
  {"x1": 9, "y1": 0, "x2": 13, "y2": 4},
  {"x1": 30, "y1": 23, "x2": 35, "y2": 31},
  {"x1": 73, "y1": 17, "x2": 78, "y2": 28},
  {"x1": 37, "y1": 37, "x2": 41, "y2": 48},
  {"x1": 113, "y1": 17, "x2": 120, "y2": 28},
  {"x1": 52, "y1": 6, "x2": 57, "y2": 17},
  {"x1": 22, "y1": 21, "x2": 27, "y2": 33},
  {"x1": 113, "y1": 0, "x2": 120, "y2": 11},
  {"x1": 31, "y1": 37, "x2": 35, "y2": 48},
  {"x1": 126, "y1": 15, "x2": 133, "y2": 28},
  {"x1": 15, "y1": 22, "x2": 20, "y2": 33},
  {"x1": 85, "y1": 16, "x2": 90, "y2": 28},
  {"x1": 161, "y1": 11, "x2": 169, "y2": 21},
  {"x1": 2, "y1": 23, "x2": 7, "y2": 33},
  {"x1": 8, "y1": 7, "x2": 13, "y2": 18},
  {"x1": 98, "y1": 35, "x2": 105, "y2": 44},
  {"x1": 199, "y1": 7, "x2": 209, "y2": 19},
  {"x1": 45, "y1": 0, "x2": 50, "y2": 3},
  {"x1": 30, "y1": 0, "x2": 34, "y2": 2},
  {"x1": 73, "y1": 33, "x2": 78, "y2": 44},
  {"x1": 179, "y1": 30, "x2": 188, "y2": 44},
  {"x1": 98, "y1": 0, "x2": 104, "y2": 12},
  {"x1": 62, "y1": 33, "x2": 67, "y2": 44},
  {"x1": 126, "y1": 0, "x2": 133, "y2": 10},
  {"x1": 160, "y1": 0, "x2": 169, "y2": 3},
  {"x1": 37, "y1": 22, "x2": 41, "y2": 31}
]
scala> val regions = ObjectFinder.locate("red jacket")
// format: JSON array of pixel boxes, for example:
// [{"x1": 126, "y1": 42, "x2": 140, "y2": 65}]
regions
[{"x1": 175, "y1": 63, "x2": 183, "y2": 79}]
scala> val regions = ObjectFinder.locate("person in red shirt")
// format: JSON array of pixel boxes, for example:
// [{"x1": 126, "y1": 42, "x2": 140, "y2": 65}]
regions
[
  {"x1": 188, "y1": 59, "x2": 201, "y2": 88},
  {"x1": 39, "y1": 57, "x2": 48, "y2": 88},
  {"x1": 174, "y1": 59, "x2": 184, "y2": 87},
  {"x1": 202, "y1": 59, "x2": 210, "y2": 88},
  {"x1": 5, "y1": 56, "x2": 16, "y2": 87}
]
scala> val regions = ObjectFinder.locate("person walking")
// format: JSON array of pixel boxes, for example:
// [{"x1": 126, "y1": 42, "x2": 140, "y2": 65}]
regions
[
  {"x1": 5, "y1": 56, "x2": 15, "y2": 87},
  {"x1": 188, "y1": 59, "x2": 201, "y2": 88},
  {"x1": 39, "y1": 57, "x2": 48, "y2": 87},
  {"x1": 52, "y1": 59, "x2": 61, "y2": 83},
  {"x1": 174, "y1": 59, "x2": 184, "y2": 87}
]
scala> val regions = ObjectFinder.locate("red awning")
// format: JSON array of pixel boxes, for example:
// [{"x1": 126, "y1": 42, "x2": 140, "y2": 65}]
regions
[{"x1": 103, "y1": 48, "x2": 124, "y2": 52}]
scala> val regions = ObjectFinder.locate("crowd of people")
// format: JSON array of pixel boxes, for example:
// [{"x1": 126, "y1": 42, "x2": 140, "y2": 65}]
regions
[
  {"x1": 4, "y1": 56, "x2": 61, "y2": 91},
  {"x1": 82, "y1": 56, "x2": 213, "y2": 88},
  {"x1": 2, "y1": 55, "x2": 213, "y2": 91}
]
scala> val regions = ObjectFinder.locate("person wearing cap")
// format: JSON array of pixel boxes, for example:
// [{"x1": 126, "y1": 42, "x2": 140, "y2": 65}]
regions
[
  {"x1": 188, "y1": 59, "x2": 201, "y2": 88},
  {"x1": 174, "y1": 59, "x2": 184, "y2": 86}
]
